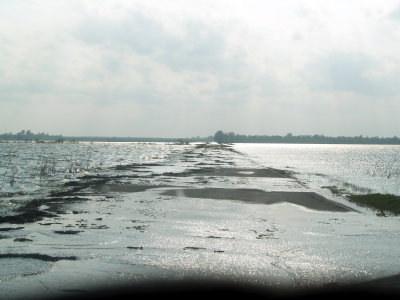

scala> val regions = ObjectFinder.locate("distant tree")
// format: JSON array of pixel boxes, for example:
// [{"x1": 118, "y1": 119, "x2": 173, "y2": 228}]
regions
[{"x1": 213, "y1": 130, "x2": 225, "y2": 143}]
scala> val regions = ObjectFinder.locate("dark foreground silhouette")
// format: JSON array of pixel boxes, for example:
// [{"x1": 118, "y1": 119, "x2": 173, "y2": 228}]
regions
[{"x1": 41, "y1": 276, "x2": 400, "y2": 300}]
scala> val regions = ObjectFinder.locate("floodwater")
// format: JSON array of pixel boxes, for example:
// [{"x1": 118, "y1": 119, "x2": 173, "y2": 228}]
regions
[{"x1": 0, "y1": 142, "x2": 399, "y2": 299}]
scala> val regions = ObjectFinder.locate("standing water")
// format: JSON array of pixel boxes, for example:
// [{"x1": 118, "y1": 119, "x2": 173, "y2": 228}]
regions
[
  {"x1": 0, "y1": 141, "x2": 399, "y2": 299},
  {"x1": 235, "y1": 143, "x2": 400, "y2": 196}
]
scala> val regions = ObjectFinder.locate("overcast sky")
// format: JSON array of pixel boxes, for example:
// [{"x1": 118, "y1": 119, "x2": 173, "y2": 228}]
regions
[{"x1": 1, "y1": 0, "x2": 400, "y2": 137}]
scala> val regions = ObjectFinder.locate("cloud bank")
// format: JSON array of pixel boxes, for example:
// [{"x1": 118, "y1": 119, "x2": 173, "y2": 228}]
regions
[{"x1": 1, "y1": 0, "x2": 399, "y2": 137}]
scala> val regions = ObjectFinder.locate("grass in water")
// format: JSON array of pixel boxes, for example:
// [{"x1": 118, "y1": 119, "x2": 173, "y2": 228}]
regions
[
  {"x1": 322, "y1": 185, "x2": 347, "y2": 196},
  {"x1": 347, "y1": 193, "x2": 400, "y2": 216}
]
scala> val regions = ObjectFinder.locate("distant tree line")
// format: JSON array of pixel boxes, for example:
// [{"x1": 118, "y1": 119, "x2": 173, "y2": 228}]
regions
[
  {"x1": 0, "y1": 130, "x2": 63, "y2": 141},
  {"x1": 213, "y1": 130, "x2": 400, "y2": 145},
  {"x1": 0, "y1": 130, "x2": 214, "y2": 143},
  {"x1": 5, "y1": 129, "x2": 398, "y2": 145}
]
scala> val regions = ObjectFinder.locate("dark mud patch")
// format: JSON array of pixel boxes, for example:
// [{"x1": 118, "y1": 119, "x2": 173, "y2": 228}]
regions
[
  {"x1": 183, "y1": 246, "x2": 206, "y2": 251},
  {"x1": 113, "y1": 162, "x2": 164, "y2": 171},
  {"x1": 87, "y1": 225, "x2": 109, "y2": 229},
  {"x1": 0, "y1": 226, "x2": 24, "y2": 231},
  {"x1": 162, "y1": 167, "x2": 291, "y2": 178},
  {"x1": 78, "y1": 174, "x2": 153, "y2": 183},
  {"x1": 162, "y1": 188, "x2": 354, "y2": 212},
  {"x1": 255, "y1": 231, "x2": 278, "y2": 240},
  {"x1": 53, "y1": 230, "x2": 83, "y2": 235},
  {"x1": 52, "y1": 175, "x2": 159, "y2": 197},
  {"x1": 0, "y1": 210, "x2": 58, "y2": 224},
  {"x1": 97, "y1": 184, "x2": 175, "y2": 193},
  {"x1": 127, "y1": 246, "x2": 144, "y2": 250},
  {"x1": 195, "y1": 143, "x2": 241, "y2": 154},
  {"x1": 126, "y1": 224, "x2": 149, "y2": 232},
  {"x1": 205, "y1": 235, "x2": 222, "y2": 239},
  {"x1": 43, "y1": 197, "x2": 89, "y2": 212},
  {"x1": 0, "y1": 196, "x2": 90, "y2": 224},
  {"x1": 50, "y1": 178, "x2": 110, "y2": 197},
  {"x1": 1, "y1": 173, "x2": 167, "y2": 226},
  {"x1": 14, "y1": 237, "x2": 33, "y2": 242},
  {"x1": 39, "y1": 222, "x2": 62, "y2": 226},
  {"x1": 0, "y1": 253, "x2": 77, "y2": 262}
]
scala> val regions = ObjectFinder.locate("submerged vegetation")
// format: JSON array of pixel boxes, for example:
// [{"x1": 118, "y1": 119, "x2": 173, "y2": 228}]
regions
[
  {"x1": 347, "y1": 194, "x2": 400, "y2": 216},
  {"x1": 322, "y1": 185, "x2": 400, "y2": 216},
  {"x1": 322, "y1": 185, "x2": 347, "y2": 196}
]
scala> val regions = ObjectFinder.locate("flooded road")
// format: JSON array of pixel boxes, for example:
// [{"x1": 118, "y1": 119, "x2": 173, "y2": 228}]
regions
[{"x1": 0, "y1": 142, "x2": 399, "y2": 299}]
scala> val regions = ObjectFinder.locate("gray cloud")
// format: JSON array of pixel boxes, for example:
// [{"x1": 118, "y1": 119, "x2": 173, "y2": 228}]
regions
[
  {"x1": 78, "y1": 12, "x2": 230, "y2": 73},
  {"x1": 0, "y1": 78, "x2": 53, "y2": 102},
  {"x1": 389, "y1": 5, "x2": 400, "y2": 20},
  {"x1": 1, "y1": 1, "x2": 399, "y2": 137},
  {"x1": 79, "y1": 12, "x2": 168, "y2": 55},
  {"x1": 159, "y1": 22, "x2": 227, "y2": 72},
  {"x1": 309, "y1": 52, "x2": 400, "y2": 97}
]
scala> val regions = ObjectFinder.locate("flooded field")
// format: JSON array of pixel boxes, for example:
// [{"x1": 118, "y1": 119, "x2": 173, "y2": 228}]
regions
[{"x1": 0, "y1": 142, "x2": 399, "y2": 299}]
